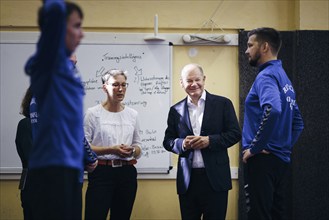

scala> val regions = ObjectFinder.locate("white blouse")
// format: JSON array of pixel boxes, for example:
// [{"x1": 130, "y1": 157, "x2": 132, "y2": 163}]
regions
[{"x1": 84, "y1": 104, "x2": 142, "y2": 160}]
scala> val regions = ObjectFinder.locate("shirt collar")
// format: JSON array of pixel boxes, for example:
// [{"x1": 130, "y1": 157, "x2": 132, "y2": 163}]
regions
[
  {"x1": 258, "y1": 60, "x2": 282, "y2": 72},
  {"x1": 187, "y1": 90, "x2": 206, "y2": 106}
]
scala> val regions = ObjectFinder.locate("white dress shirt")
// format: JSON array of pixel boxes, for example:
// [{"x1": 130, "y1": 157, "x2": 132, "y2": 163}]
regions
[{"x1": 187, "y1": 90, "x2": 206, "y2": 168}]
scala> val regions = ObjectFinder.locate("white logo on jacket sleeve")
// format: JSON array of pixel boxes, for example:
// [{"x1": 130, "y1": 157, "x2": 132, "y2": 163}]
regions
[{"x1": 282, "y1": 84, "x2": 296, "y2": 110}]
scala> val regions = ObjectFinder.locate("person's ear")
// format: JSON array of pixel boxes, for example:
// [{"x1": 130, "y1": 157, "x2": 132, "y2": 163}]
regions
[
  {"x1": 262, "y1": 42, "x2": 270, "y2": 53},
  {"x1": 180, "y1": 78, "x2": 184, "y2": 88},
  {"x1": 102, "y1": 83, "x2": 107, "y2": 93}
]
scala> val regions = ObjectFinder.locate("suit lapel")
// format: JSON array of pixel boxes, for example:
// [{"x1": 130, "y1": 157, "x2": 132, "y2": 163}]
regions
[
  {"x1": 175, "y1": 98, "x2": 193, "y2": 133},
  {"x1": 201, "y1": 92, "x2": 213, "y2": 132},
  {"x1": 183, "y1": 100, "x2": 193, "y2": 132}
]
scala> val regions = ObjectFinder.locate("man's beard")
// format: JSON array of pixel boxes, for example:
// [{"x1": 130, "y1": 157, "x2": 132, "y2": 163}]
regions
[{"x1": 249, "y1": 53, "x2": 261, "y2": 67}]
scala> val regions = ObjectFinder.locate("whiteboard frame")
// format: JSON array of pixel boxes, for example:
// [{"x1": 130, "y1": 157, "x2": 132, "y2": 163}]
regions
[
  {"x1": 0, "y1": 31, "x2": 174, "y2": 175},
  {"x1": 0, "y1": 167, "x2": 239, "y2": 180},
  {"x1": 0, "y1": 31, "x2": 239, "y2": 178}
]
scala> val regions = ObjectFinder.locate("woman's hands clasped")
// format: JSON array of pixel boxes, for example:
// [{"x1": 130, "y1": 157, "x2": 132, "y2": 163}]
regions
[{"x1": 115, "y1": 144, "x2": 135, "y2": 158}]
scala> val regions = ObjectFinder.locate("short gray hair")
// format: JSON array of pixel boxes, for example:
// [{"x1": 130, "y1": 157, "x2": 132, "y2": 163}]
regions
[
  {"x1": 180, "y1": 63, "x2": 204, "y2": 79},
  {"x1": 101, "y1": 69, "x2": 128, "y2": 84}
]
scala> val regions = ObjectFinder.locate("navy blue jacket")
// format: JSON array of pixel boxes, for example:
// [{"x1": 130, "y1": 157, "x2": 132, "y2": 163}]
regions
[{"x1": 163, "y1": 91, "x2": 241, "y2": 194}]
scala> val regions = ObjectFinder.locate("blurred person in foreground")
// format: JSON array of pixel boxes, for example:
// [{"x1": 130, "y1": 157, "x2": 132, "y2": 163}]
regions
[{"x1": 24, "y1": 0, "x2": 85, "y2": 219}]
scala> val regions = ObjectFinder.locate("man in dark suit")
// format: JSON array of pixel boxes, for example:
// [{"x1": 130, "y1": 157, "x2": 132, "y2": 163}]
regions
[{"x1": 163, "y1": 63, "x2": 241, "y2": 220}]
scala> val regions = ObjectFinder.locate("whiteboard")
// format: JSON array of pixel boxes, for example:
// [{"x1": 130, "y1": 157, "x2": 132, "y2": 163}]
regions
[{"x1": 0, "y1": 32, "x2": 172, "y2": 174}]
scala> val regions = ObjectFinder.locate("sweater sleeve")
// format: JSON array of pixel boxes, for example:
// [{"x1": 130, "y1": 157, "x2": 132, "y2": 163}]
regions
[
  {"x1": 36, "y1": 0, "x2": 66, "y2": 72},
  {"x1": 291, "y1": 104, "x2": 304, "y2": 146},
  {"x1": 249, "y1": 74, "x2": 281, "y2": 155},
  {"x1": 83, "y1": 108, "x2": 96, "y2": 143}
]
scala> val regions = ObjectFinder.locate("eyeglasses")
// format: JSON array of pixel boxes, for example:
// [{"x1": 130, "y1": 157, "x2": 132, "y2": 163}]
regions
[{"x1": 110, "y1": 83, "x2": 129, "y2": 88}]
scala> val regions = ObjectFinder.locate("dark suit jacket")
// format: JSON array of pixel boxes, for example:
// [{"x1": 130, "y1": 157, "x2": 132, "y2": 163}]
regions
[{"x1": 163, "y1": 91, "x2": 241, "y2": 194}]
